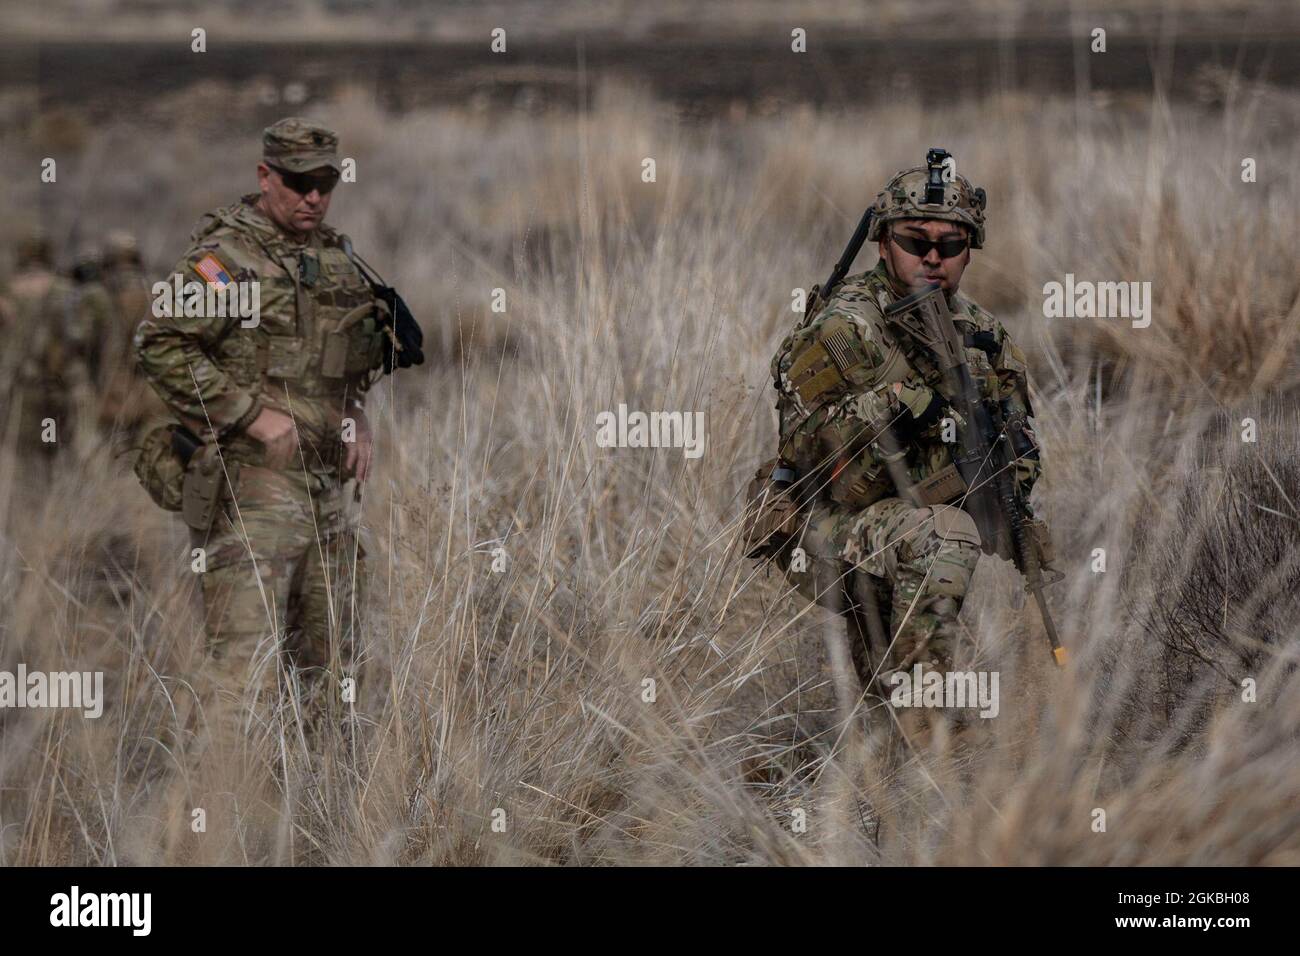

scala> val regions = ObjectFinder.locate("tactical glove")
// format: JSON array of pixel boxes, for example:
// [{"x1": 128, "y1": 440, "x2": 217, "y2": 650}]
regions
[{"x1": 893, "y1": 381, "x2": 947, "y2": 439}]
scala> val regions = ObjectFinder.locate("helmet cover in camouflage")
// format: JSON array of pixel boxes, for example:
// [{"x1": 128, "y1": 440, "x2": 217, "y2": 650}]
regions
[
  {"x1": 73, "y1": 243, "x2": 101, "y2": 269},
  {"x1": 72, "y1": 242, "x2": 102, "y2": 282},
  {"x1": 103, "y1": 229, "x2": 142, "y2": 266},
  {"x1": 262, "y1": 117, "x2": 340, "y2": 173},
  {"x1": 15, "y1": 229, "x2": 53, "y2": 268},
  {"x1": 866, "y1": 152, "x2": 988, "y2": 248}
]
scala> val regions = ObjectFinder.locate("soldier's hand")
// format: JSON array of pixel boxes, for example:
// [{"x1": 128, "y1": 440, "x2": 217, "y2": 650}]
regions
[
  {"x1": 344, "y1": 407, "x2": 373, "y2": 483},
  {"x1": 245, "y1": 407, "x2": 298, "y2": 469}
]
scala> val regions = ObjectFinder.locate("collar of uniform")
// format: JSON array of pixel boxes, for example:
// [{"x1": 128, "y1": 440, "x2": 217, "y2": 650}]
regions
[
  {"x1": 869, "y1": 256, "x2": 915, "y2": 301},
  {"x1": 945, "y1": 289, "x2": 986, "y2": 335},
  {"x1": 947, "y1": 289, "x2": 978, "y2": 321},
  {"x1": 864, "y1": 257, "x2": 898, "y2": 313},
  {"x1": 869, "y1": 256, "x2": 972, "y2": 320},
  {"x1": 234, "y1": 193, "x2": 319, "y2": 251}
]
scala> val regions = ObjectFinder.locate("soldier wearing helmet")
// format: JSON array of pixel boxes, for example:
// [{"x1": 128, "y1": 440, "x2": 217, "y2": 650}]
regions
[
  {"x1": 757, "y1": 149, "x2": 1045, "y2": 745},
  {"x1": 67, "y1": 242, "x2": 117, "y2": 451},
  {"x1": 102, "y1": 229, "x2": 144, "y2": 270},
  {"x1": 14, "y1": 230, "x2": 55, "y2": 272},
  {"x1": 91, "y1": 230, "x2": 160, "y2": 440},
  {"x1": 0, "y1": 228, "x2": 94, "y2": 470}
]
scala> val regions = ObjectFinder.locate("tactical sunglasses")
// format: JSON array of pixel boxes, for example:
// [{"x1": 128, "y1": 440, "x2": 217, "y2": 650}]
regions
[
  {"x1": 270, "y1": 164, "x2": 341, "y2": 196},
  {"x1": 890, "y1": 229, "x2": 969, "y2": 259}
]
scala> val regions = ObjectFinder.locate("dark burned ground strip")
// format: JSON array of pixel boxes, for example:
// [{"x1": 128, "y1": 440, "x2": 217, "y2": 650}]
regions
[{"x1": 4, "y1": 33, "x2": 1299, "y2": 125}]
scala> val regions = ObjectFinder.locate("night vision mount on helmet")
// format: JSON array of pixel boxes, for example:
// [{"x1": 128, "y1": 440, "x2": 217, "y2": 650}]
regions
[
  {"x1": 866, "y1": 147, "x2": 988, "y2": 249},
  {"x1": 804, "y1": 147, "x2": 987, "y2": 321}
]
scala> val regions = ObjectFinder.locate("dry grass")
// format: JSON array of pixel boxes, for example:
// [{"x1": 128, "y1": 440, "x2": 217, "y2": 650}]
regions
[{"x1": 1, "y1": 77, "x2": 1299, "y2": 865}]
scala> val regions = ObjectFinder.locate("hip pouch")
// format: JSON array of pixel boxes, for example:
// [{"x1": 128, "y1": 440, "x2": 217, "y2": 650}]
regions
[
  {"x1": 133, "y1": 423, "x2": 201, "y2": 513},
  {"x1": 741, "y1": 458, "x2": 802, "y2": 559}
]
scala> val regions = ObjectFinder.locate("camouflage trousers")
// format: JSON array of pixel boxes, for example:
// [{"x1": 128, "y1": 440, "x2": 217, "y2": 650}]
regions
[
  {"x1": 190, "y1": 463, "x2": 366, "y2": 752},
  {"x1": 782, "y1": 496, "x2": 982, "y2": 688}
]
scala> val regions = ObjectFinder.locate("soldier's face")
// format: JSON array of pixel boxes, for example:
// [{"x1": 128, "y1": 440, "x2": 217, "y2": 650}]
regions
[
  {"x1": 880, "y1": 220, "x2": 971, "y2": 293},
  {"x1": 257, "y1": 162, "x2": 333, "y2": 236}
]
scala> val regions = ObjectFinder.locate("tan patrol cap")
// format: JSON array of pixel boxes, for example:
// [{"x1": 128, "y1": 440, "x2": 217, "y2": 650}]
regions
[{"x1": 262, "y1": 117, "x2": 340, "y2": 173}]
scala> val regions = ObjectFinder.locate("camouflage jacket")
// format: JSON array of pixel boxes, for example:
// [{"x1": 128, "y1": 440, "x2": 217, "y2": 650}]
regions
[
  {"x1": 71, "y1": 279, "x2": 116, "y2": 388},
  {"x1": 770, "y1": 257, "x2": 1041, "y2": 514},
  {"x1": 94, "y1": 266, "x2": 161, "y2": 426},
  {"x1": 134, "y1": 194, "x2": 385, "y2": 467},
  {"x1": 2, "y1": 267, "x2": 92, "y2": 402}
]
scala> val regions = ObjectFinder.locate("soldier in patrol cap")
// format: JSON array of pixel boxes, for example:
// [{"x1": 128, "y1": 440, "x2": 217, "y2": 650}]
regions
[
  {"x1": 135, "y1": 118, "x2": 419, "y2": 831},
  {"x1": 760, "y1": 150, "x2": 1047, "y2": 745}
]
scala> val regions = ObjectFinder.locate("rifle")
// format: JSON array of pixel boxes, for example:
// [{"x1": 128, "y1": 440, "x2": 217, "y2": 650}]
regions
[
  {"x1": 805, "y1": 207, "x2": 875, "y2": 320},
  {"x1": 882, "y1": 284, "x2": 1067, "y2": 668},
  {"x1": 337, "y1": 237, "x2": 425, "y2": 373}
]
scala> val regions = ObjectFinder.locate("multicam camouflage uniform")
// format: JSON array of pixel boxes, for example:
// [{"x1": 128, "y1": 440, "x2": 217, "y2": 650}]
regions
[
  {"x1": 768, "y1": 163, "x2": 1041, "y2": 689},
  {"x1": 135, "y1": 119, "x2": 386, "y2": 743},
  {"x1": 1, "y1": 233, "x2": 95, "y2": 464},
  {"x1": 70, "y1": 244, "x2": 116, "y2": 387},
  {"x1": 93, "y1": 231, "x2": 161, "y2": 438}
]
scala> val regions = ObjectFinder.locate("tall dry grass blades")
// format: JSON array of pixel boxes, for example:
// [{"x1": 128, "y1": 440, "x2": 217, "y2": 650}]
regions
[{"x1": 1, "y1": 82, "x2": 1298, "y2": 863}]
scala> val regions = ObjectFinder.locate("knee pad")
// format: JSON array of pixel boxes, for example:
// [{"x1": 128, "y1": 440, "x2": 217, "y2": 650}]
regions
[{"x1": 924, "y1": 506, "x2": 981, "y2": 598}]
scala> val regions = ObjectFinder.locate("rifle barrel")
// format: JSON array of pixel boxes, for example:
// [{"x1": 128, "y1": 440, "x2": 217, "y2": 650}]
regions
[{"x1": 821, "y1": 208, "x2": 876, "y2": 299}]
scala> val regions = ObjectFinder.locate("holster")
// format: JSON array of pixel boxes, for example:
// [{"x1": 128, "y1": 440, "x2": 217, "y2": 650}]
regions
[
  {"x1": 182, "y1": 445, "x2": 237, "y2": 533},
  {"x1": 741, "y1": 458, "x2": 801, "y2": 559},
  {"x1": 171, "y1": 425, "x2": 202, "y2": 467}
]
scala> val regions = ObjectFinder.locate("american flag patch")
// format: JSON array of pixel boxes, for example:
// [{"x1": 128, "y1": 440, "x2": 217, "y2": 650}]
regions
[{"x1": 194, "y1": 254, "x2": 233, "y2": 288}]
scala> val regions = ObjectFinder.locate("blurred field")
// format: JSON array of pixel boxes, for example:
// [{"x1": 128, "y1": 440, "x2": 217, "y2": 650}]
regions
[
  {"x1": 2, "y1": 52, "x2": 1299, "y2": 863},
  {"x1": 10, "y1": 0, "x2": 1299, "y2": 43}
]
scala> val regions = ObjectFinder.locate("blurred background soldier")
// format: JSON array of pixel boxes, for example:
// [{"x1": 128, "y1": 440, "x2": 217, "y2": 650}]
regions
[
  {"x1": 93, "y1": 230, "x2": 161, "y2": 441},
  {"x1": 70, "y1": 241, "x2": 114, "y2": 401},
  {"x1": 1, "y1": 229, "x2": 95, "y2": 473}
]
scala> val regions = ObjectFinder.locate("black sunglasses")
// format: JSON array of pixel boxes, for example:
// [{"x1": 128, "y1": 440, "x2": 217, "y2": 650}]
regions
[
  {"x1": 270, "y1": 164, "x2": 341, "y2": 196},
  {"x1": 890, "y1": 230, "x2": 969, "y2": 259}
]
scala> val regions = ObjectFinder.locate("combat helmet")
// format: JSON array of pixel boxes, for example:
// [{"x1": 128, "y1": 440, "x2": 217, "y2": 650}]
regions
[
  {"x1": 103, "y1": 229, "x2": 142, "y2": 268},
  {"x1": 866, "y1": 148, "x2": 988, "y2": 249},
  {"x1": 15, "y1": 229, "x2": 54, "y2": 269},
  {"x1": 72, "y1": 243, "x2": 102, "y2": 282}
]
